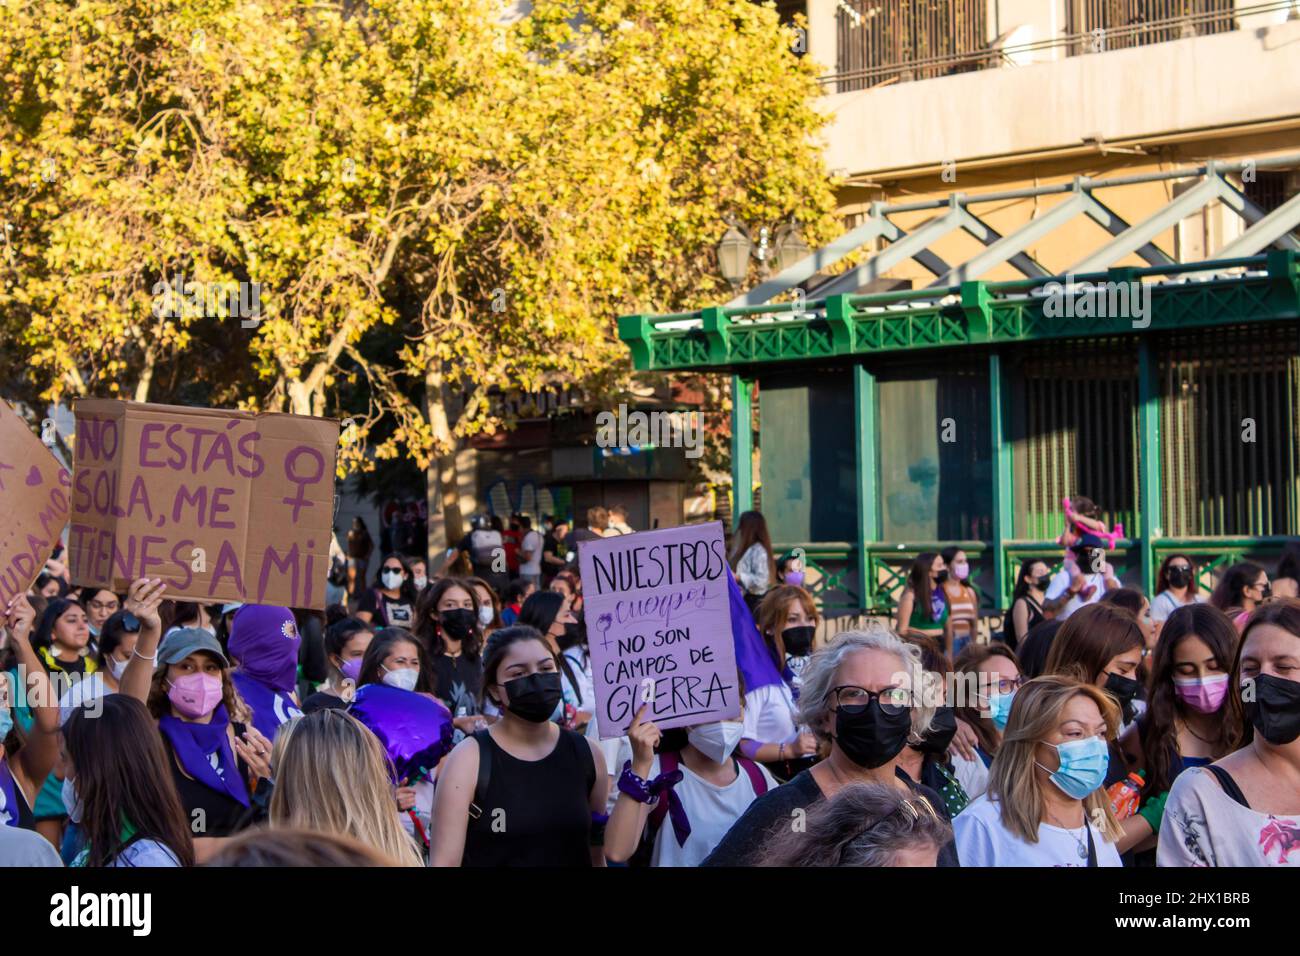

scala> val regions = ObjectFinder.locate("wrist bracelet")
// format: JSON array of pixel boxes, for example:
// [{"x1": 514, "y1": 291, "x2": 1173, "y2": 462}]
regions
[{"x1": 132, "y1": 649, "x2": 158, "y2": 663}]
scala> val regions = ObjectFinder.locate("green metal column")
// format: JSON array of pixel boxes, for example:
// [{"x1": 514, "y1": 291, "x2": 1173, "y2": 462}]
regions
[
  {"x1": 731, "y1": 374, "x2": 753, "y2": 520},
  {"x1": 854, "y1": 364, "x2": 878, "y2": 613},
  {"x1": 1137, "y1": 340, "x2": 1162, "y2": 595},
  {"x1": 989, "y1": 352, "x2": 1014, "y2": 608}
]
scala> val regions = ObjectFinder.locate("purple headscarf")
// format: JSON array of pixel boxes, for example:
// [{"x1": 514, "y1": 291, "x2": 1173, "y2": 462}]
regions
[{"x1": 228, "y1": 605, "x2": 300, "y2": 693}]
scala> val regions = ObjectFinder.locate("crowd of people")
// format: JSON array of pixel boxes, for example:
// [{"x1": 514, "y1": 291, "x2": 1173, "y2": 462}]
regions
[{"x1": 1, "y1": 500, "x2": 1297, "y2": 868}]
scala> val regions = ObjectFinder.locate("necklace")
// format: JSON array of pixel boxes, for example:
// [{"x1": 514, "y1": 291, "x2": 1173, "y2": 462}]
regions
[
  {"x1": 1043, "y1": 807, "x2": 1089, "y2": 860},
  {"x1": 1179, "y1": 717, "x2": 1216, "y2": 745}
]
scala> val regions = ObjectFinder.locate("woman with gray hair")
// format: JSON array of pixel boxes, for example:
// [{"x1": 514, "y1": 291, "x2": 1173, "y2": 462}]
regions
[
  {"x1": 701, "y1": 627, "x2": 958, "y2": 866},
  {"x1": 756, "y1": 783, "x2": 954, "y2": 867}
]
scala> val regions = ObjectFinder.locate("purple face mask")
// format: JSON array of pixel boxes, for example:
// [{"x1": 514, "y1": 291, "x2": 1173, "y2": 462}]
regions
[
  {"x1": 1173, "y1": 674, "x2": 1229, "y2": 714},
  {"x1": 340, "y1": 658, "x2": 363, "y2": 682},
  {"x1": 783, "y1": 571, "x2": 805, "y2": 587}
]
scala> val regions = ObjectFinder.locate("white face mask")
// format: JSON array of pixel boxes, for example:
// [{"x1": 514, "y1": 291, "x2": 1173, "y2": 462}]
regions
[
  {"x1": 413, "y1": 575, "x2": 429, "y2": 590},
  {"x1": 477, "y1": 605, "x2": 494, "y2": 627},
  {"x1": 381, "y1": 667, "x2": 419, "y2": 692},
  {"x1": 108, "y1": 656, "x2": 129, "y2": 680},
  {"x1": 687, "y1": 721, "x2": 746, "y2": 764},
  {"x1": 62, "y1": 776, "x2": 82, "y2": 823},
  {"x1": 381, "y1": 570, "x2": 404, "y2": 590}
]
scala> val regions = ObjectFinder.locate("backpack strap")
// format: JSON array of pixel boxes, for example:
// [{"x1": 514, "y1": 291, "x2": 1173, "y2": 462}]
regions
[
  {"x1": 737, "y1": 756, "x2": 769, "y2": 797},
  {"x1": 1203, "y1": 764, "x2": 1251, "y2": 809},
  {"x1": 467, "y1": 729, "x2": 493, "y2": 820}
]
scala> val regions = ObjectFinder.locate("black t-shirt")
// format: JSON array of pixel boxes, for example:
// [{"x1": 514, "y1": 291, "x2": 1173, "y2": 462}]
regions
[
  {"x1": 357, "y1": 589, "x2": 414, "y2": 628},
  {"x1": 701, "y1": 767, "x2": 960, "y2": 867},
  {"x1": 430, "y1": 653, "x2": 484, "y2": 716},
  {"x1": 1017, "y1": 618, "x2": 1064, "y2": 680},
  {"x1": 301, "y1": 691, "x2": 350, "y2": 715}
]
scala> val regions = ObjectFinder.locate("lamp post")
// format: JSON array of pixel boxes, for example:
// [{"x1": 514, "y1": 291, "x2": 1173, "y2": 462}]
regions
[{"x1": 716, "y1": 218, "x2": 801, "y2": 290}]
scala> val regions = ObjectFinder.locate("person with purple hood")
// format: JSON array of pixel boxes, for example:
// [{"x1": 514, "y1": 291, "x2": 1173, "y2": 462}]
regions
[{"x1": 227, "y1": 605, "x2": 305, "y2": 742}]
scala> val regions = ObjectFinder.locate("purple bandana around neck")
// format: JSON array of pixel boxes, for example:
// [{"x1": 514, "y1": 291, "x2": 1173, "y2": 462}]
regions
[
  {"x1": 231, "y1": 670, "x2": 303, "y2": 742},
  {"x1": 0, "y1": 757, "x2": 21, "y2": 828},
  {"x1": 159, "y1": 704, "x2": 250, "y2": 807},
  {"x1": 228, "y1": 605, "x2": 300, "y2": 692}
]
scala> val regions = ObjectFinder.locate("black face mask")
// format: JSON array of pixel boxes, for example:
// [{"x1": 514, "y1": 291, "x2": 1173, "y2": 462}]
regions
[
  {"x1": 440, "y1": 608, "x2": 476, "y2": 642},
  {"x1": 500, "y1": 671, "x2": 563, "y2": 723},
  {"x1": 913, "y1": 705, "x2": 957, "y2": 756},
  {"x1": 1034, "y1": 574, "x2": 1052, "y2": 589},
  {"x1": 1245, "y1": 673, "x2": 1300, "y2": 745},
  {"x1": 834, "y1": 697, "x2": 913, "y2": 769},
  {"x1": 1166, "y1": 566, "x2": 1192, "y2": 589},
  {"x1": 1259, "y1": 583, "x2": 1273, "y2": 600},
  {"x1": 1104, "y1": 672, "x2": 1143, "y2": 724},
  {"x1": 933, "y1": 570, "x2": 949, "y2": 586},
  {"x1": 781, "y1": 625, "x2": 815, "y2": 657},
  {"x1": 557, "y1": 618, "x2": 585, "y2": 651}
]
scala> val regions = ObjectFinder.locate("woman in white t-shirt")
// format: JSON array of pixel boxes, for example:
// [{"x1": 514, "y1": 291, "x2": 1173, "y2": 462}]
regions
[
  {"x1": 1157, "y1": 600, "x2": 1300, "y2": 866},
  {"x1": 62, "y1": 695, "x2": 192, "y2": 867},
  {"x1": 1150, "y1": 554, "x2": 1207, "y2": 639},
  {"x1": 954, "y1": 676, "x2": 1124, "y2": 866},
  {"x1": 604, "y1": 703, "x2": 775, "y2": 867},
  {"x1": 739, "y1": 586, "x2": 821, "y2": 780}
]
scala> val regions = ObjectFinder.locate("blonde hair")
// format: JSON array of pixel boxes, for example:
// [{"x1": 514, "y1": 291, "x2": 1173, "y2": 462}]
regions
[
  {"x1": 796, "y1": 625, "x2": 937, "y2": 746},
  {"x1": 268, "y1": 710, "x2": 423, "y2": 867},
  {"x1": 986, "y1": 675, "x2": 1122, "y2": 844}
]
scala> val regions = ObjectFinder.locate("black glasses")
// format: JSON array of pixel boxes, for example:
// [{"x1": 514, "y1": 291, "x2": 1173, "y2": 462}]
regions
[{"x1": 830, "y1": 685, "x2": 911, "y2": 715}]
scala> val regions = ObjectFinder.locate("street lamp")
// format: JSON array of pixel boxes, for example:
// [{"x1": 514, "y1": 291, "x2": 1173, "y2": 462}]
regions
[
  {"x1": 772, "y1": 219, "x2": 810, "y2": 274},
  {"x1": 717, "y1": 218, "x2": 774, "y2": 290},
  {"x1": 717, "y1": 224, "x2": 751, "y2": 290}
]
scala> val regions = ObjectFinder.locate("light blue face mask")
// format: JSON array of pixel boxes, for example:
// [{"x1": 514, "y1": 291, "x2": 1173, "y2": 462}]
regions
[
  {"x1": 988, "y1": 691, "x2": 1015, "y2": 731},
  {"x1": 1037, "y1": 735, "x2": 1110, "y2": 800}
]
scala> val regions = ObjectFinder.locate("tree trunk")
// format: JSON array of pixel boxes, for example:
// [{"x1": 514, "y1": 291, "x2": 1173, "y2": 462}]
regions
[
  {"x1": 286, "y1": 379, "x2": 314, "y2": 416},
  {"x1": 133, "y1": 343, "x2": 157, "y2": 402},
  {"x1": 425, "y1": 367, "x2": 464, "y2": 556}
]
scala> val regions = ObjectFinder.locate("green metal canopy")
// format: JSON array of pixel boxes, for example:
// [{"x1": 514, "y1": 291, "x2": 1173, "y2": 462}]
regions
[{"x1": 617, "y1": 159, "x2": 1300, "y2": 621}]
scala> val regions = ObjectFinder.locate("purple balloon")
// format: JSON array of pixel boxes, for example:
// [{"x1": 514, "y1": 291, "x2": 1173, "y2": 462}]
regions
[{"x1": 350, "y1": 684, "x2": 454, "y2": 784}]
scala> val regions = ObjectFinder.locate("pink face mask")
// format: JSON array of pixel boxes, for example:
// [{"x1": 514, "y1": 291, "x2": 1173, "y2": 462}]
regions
[
  {"x1": 167, "y1": 672, "x2": 225, "y2": 719},
  {"x1": 1173, "y1": 674, "x2": 1229, "y2": 714}
]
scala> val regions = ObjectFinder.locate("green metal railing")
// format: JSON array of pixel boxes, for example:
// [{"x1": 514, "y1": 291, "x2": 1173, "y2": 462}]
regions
[{"x1": 619, "y1": 252, "x2": 1300, "y2": 373}]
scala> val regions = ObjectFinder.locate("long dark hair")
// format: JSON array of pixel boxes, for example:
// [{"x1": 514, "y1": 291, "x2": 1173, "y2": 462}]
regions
[
  {"x1": 31, "y1": 597, "x2": 83, "y2": 658},
  {"x1": 1156, "y1": 553, "x2": 1199, "y2": 596},
  {"x1": 372, "y1": 552, "x2": 417, "y2": 602},
  {"x1": 1012, "y1": 558, "x2": 1044, "y2": 603},
  {"x1": 906, "y1": 552, "x2": 940, "y2": 623},
  {"x1": 730, "y1": 511, "x2": 775, "y2": 583},
  {"x1": 517, "y1": 590, "x2": 583, "y2": 706},
  {"x1": 356, "y1": 628, "x2": 435, "y2": 694},
  {"x1": 1140, "y1": 603, "x2": 1242, "y2": 797},
  {"x1": 64, "y1": 695, "x2": 195, "y2": 867},
  {"x1": 413, "y1": 577, "x2": 483, "y2": 658},
  {"x1": 95, "y1": 611, "x2": 141, "y2": 670},
  {"x1": 1210, "y1": 562, "x2": 1263, "y2": 611}
]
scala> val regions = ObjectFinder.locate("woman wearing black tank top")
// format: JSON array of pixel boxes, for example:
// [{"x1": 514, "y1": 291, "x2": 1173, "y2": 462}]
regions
[{"x1": 430, "y1": 626, "x2": 608, "y2": 866}]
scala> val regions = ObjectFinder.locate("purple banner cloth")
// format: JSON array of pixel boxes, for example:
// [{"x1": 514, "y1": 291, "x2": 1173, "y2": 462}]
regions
[
  {"x1": 727, "y1": 566, "x2": 784, "y2": 695},
  {"x1": 349, "y1": 684, "x2": 454, "y2": 785}
]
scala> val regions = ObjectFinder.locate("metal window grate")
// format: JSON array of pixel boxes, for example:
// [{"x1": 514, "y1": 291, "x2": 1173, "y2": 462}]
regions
[
  {"x1": 834, "y1": 0, "x2": 989, "y2": 92},
  {"x1": 1158, "y1": 324, "x2": 1300, "y2": 536},
  {"x1": 1067, "y1": 0, "x2": 1236, "y2": 54}
]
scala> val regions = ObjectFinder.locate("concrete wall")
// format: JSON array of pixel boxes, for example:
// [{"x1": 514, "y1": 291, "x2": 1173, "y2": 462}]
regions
[{"x1": 811, "y1": 12, "x2": 1300, "y2": 180}]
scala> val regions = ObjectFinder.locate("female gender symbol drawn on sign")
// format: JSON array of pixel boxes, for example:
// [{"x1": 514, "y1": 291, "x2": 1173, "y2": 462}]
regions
[{"x1": 281, "y1": 446, "x2": 327, "y2": 523}]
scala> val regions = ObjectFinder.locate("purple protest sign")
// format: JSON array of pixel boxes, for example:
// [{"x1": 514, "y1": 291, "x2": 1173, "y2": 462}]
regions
[{"x1": 578, "y1": 520, "x2": 739, "y2": 739}]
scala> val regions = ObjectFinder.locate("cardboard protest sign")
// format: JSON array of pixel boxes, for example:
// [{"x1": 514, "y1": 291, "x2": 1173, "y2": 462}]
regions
[
  {"x1": 0, "y1": 402, "x2": 71, "y2": 605},
  {"x1": 578, "y1": 521, "x2": 739, "y2": 738},
  {"x1": 68, "y1": 400, "x2": 339, "y2": 609}
]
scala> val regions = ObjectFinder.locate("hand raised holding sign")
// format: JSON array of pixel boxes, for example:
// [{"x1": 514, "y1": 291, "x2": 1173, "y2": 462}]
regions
[
  {"x1": 627, "y1": 703, "x2": 661, "y2": 778},
  {"x1": 124, "y1": 577, "x2": 168, "y2": 633}
]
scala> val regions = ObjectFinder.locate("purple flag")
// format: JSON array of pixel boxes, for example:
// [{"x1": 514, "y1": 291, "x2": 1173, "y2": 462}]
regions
[{"x1": 727, "y1": 566, "x2": 784, "y2": 695}]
